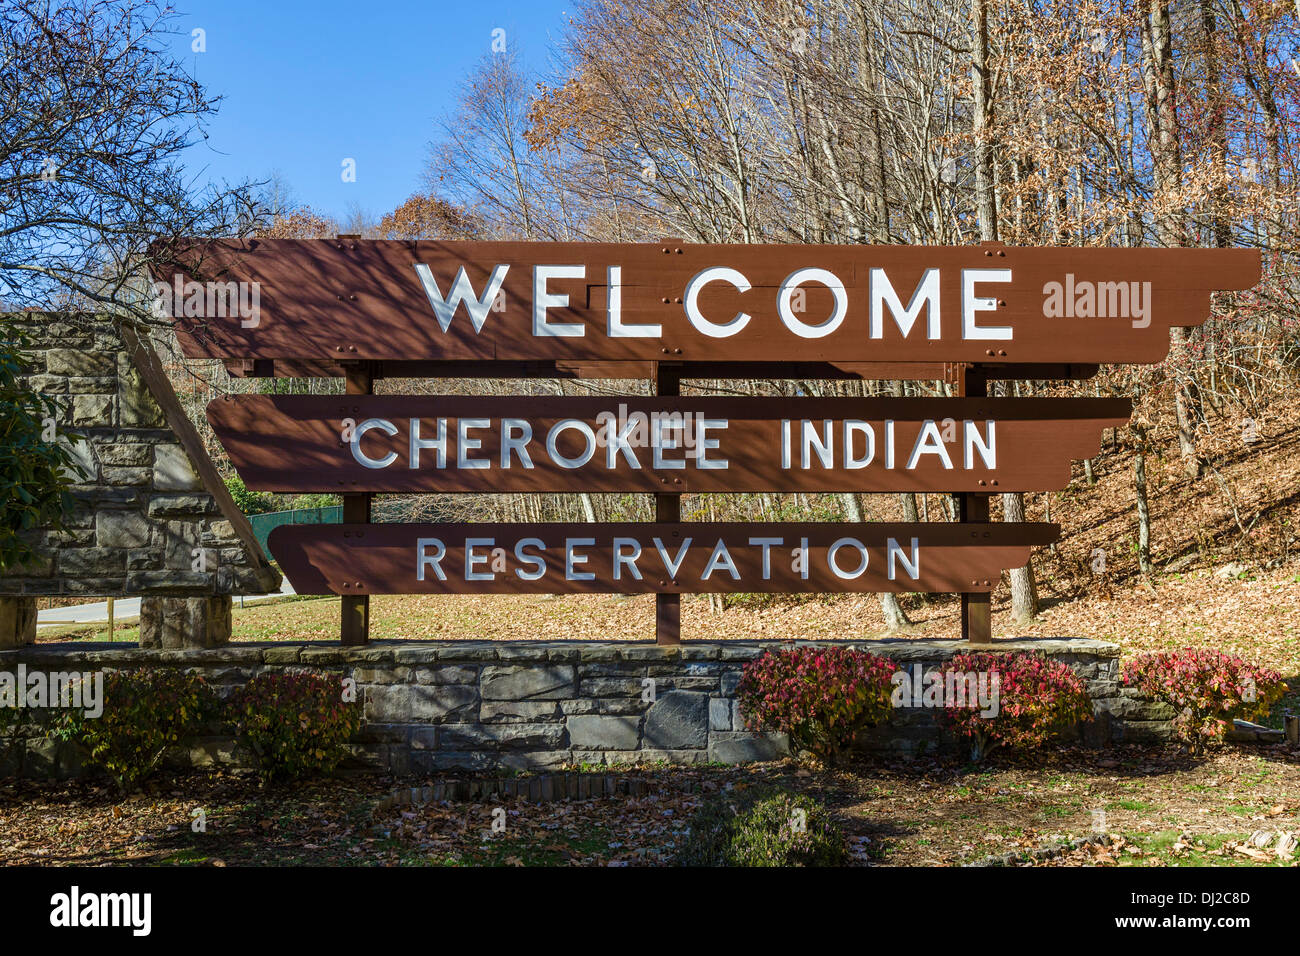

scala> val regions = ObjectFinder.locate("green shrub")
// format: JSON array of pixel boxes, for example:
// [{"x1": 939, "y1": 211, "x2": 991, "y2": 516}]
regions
[
  {"x1": 737, "y1": 645, "x2": 896, "y2": 767},
  {"x1": 675, "y1": 787, "x2": 847, "y2": 867},
  {"x1": 0, "y1": 328, "x2": 82, "y2": 572},
  {"x1": 56, "y1": 669, "x2": 218, "y2": 793},
  {"x1": 232, "y1": 672, "x2": 360, "y2": 782},
  {"x1": 224, "y1": 474, "x2": 278, "y2": 516},
  {"x1": 290, "y1": 492, "x2": 341, "y2": 510}
]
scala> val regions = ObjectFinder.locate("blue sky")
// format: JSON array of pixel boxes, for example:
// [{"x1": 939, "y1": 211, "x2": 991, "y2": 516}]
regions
[{"x1": 166, "y1": 0, "x2": 571, "y2": 223}]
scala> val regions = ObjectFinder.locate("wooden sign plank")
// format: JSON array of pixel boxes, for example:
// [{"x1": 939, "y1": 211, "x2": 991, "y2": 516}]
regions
[
  {"x1": 220, "y1": 358, "x2": 1101, "y2": 383},
  {"x1": 268, "y1": 521, "x2": 1060, "y2": 596},
  {"x1": 209, "y1": 395, "x2": 1130, "y2": 494},
  {"x1": 156, "y1": 239, "x2": 1259, "y2": 365},
  {"x1": 222, "y1": 358, "x2": 950, "y2": 381}
]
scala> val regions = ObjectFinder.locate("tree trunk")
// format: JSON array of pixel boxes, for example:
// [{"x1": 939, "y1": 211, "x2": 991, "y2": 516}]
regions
[
  {"x1": 878, "y1": 591, "x2": 913, "y2": 632},
  {"x1": 1170, "y1": 328, "x2": 1202, "y2": 478},
  {"x1": 972, "y1": 0, "x2": 1040, "y2": 623},
  {"x1": 1140, "y1": 0, "x2": 1201, "y2": 479},
  {"x1": 843, "y1": 490, "x2": 912, "y2": 630},
  {"x1": 970, "y1": 0, "x2": 999, "y2": 242},
  {"x1": 1198, "y1": 0, "x2": 1232, "y2": 250},
  {"x1": 898, "y1": 488, "x2": 931, "y2": 604},
  {"x1": 1133, "y1": 426, "x2": 1155, "y2": 577},
  {"x1": 992, "y1": 378, "x2": 1040, "y2": 622},
  {"x1": 1002, "y1": 489, "x2": 1040, "y2": 622}
]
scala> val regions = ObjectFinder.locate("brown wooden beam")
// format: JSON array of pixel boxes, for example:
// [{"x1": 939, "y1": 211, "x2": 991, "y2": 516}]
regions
[
  {"x1": 119, "y1": 322, "x2": 281, "y2": 595},
  {"x1": 223, "y1": 358, "x2": 1100, "y2": 383}
]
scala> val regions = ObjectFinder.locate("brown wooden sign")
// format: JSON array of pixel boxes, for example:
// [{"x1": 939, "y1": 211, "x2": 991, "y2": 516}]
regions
[
  {"x1": 210, "y1": 395, "x2": 1130, "y2": 494},
  {"x1": 156, "y1": 239, "x2": 1259, "y2": 366},
  {"x1": 183, "y1": 235, "x2": 1261, "y2": 646},
  {"x1": 268, "y1": 522, "x2": 1059, "y2": 596}
]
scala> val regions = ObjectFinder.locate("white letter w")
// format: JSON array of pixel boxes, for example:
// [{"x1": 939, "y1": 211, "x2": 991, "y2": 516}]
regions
[{"x1": 413, "y1": 264, "x2": 509, "y2": 333}]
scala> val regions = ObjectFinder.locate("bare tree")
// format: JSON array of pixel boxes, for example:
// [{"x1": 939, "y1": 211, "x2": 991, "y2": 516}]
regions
[{"x1": 0, "y1": 0, "x2": 256, "y2": 326}]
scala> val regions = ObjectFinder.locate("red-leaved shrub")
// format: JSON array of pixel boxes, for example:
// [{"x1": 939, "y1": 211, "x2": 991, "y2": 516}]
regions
[
  {"x1": 937, "y1": 651, "x2": 1091, "y2": 762},
  {"x1": 1122, "y1": 648, "x2": 1287, "y2": 755},
  {"x1": 737, "y1": 646, "x2": 896, "y2": 767},
  {"x1": 231, "y1": 672, "x2": 361, "y2": 782}
]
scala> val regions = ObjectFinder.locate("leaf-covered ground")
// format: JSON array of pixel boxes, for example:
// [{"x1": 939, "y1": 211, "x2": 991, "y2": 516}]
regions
[{"x1": 2, "y1": 746, "x2": 1296, "y2": 867}]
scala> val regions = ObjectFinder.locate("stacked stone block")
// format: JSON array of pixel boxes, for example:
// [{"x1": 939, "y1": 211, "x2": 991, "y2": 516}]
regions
[{"x1": 0, "y1": 313, "x2": 279, "y2": 648}]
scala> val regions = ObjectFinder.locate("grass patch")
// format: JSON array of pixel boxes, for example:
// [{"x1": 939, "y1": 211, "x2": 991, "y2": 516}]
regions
[
  {"x1": 1106, "y1": 800, "x2": 1157, "y2": 812},
  {"x1": 1122, "y1": 831, "x2": 1290, "y2": 867},
  {"x1": 424, "y1": 828, "x2": 618, "y2": 867}
]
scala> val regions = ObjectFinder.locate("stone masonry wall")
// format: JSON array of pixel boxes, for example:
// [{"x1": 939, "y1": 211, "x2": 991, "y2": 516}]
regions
[
  {"x1": 0, "y1": 638, "x2": 1172, "y2": 779},
  {"x1": 0, "y1": 312, "x2": 279, "y2": 602}
]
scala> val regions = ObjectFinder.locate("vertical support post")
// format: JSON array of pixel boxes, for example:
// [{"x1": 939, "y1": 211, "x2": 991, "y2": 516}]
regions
[
  {"x1": 956, "y1": 364, "x2": 993, "y2": 645},
  {"x1": 341, "y1": 362, "x2": 372, "y2": 645},
  {"x1": 654, "y1": 362, "x2": 682, "y2": 645},
  {"x1": 0, "y1": 597, "x2": 37, "y2": 648},
  {"x1": 106, "y1": 597, "x2": 114, "y2": 641},
  {"x1": 139, "y1": 596, "x2": 232, "y2": 649}
]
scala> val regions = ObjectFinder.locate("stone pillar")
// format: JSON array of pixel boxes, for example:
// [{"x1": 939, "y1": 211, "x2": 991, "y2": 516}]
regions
[
  {"x1": 0, "y1": 597, "x2": 37, "y2": 648},
  {"x1": 139, "y1": 595, "x2": 232, "y2": 649}
]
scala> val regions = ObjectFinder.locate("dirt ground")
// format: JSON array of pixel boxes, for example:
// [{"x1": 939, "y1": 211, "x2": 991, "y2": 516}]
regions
[{"x1": 3, "y1": 744, "x2": 1296, "y2": 867}]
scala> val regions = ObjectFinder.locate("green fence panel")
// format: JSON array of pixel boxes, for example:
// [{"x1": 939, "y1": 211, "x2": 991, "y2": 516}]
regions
[{"x1": 247, "y1": 506, "x2": 342, "y2": 562}]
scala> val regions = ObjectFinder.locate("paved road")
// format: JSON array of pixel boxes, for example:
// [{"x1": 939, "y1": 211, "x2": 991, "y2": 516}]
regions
[{"x1": 37, "y1": 578, "x2": 298, "y2": 627}]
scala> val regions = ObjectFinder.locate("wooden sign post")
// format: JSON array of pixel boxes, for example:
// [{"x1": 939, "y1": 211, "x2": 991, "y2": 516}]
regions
[
  {"x1": 157, "y1": 238, "x2": 1260, "y2": 646},
  {"x1": 340, "y1": 362, "x2": 372, "y2": 646},
  {"x1": 654, "y1": 363, "x2": 681, "y2": 645},
  {"x1": 954, "y1": 364, "x2": 992, "y2": 643}
]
